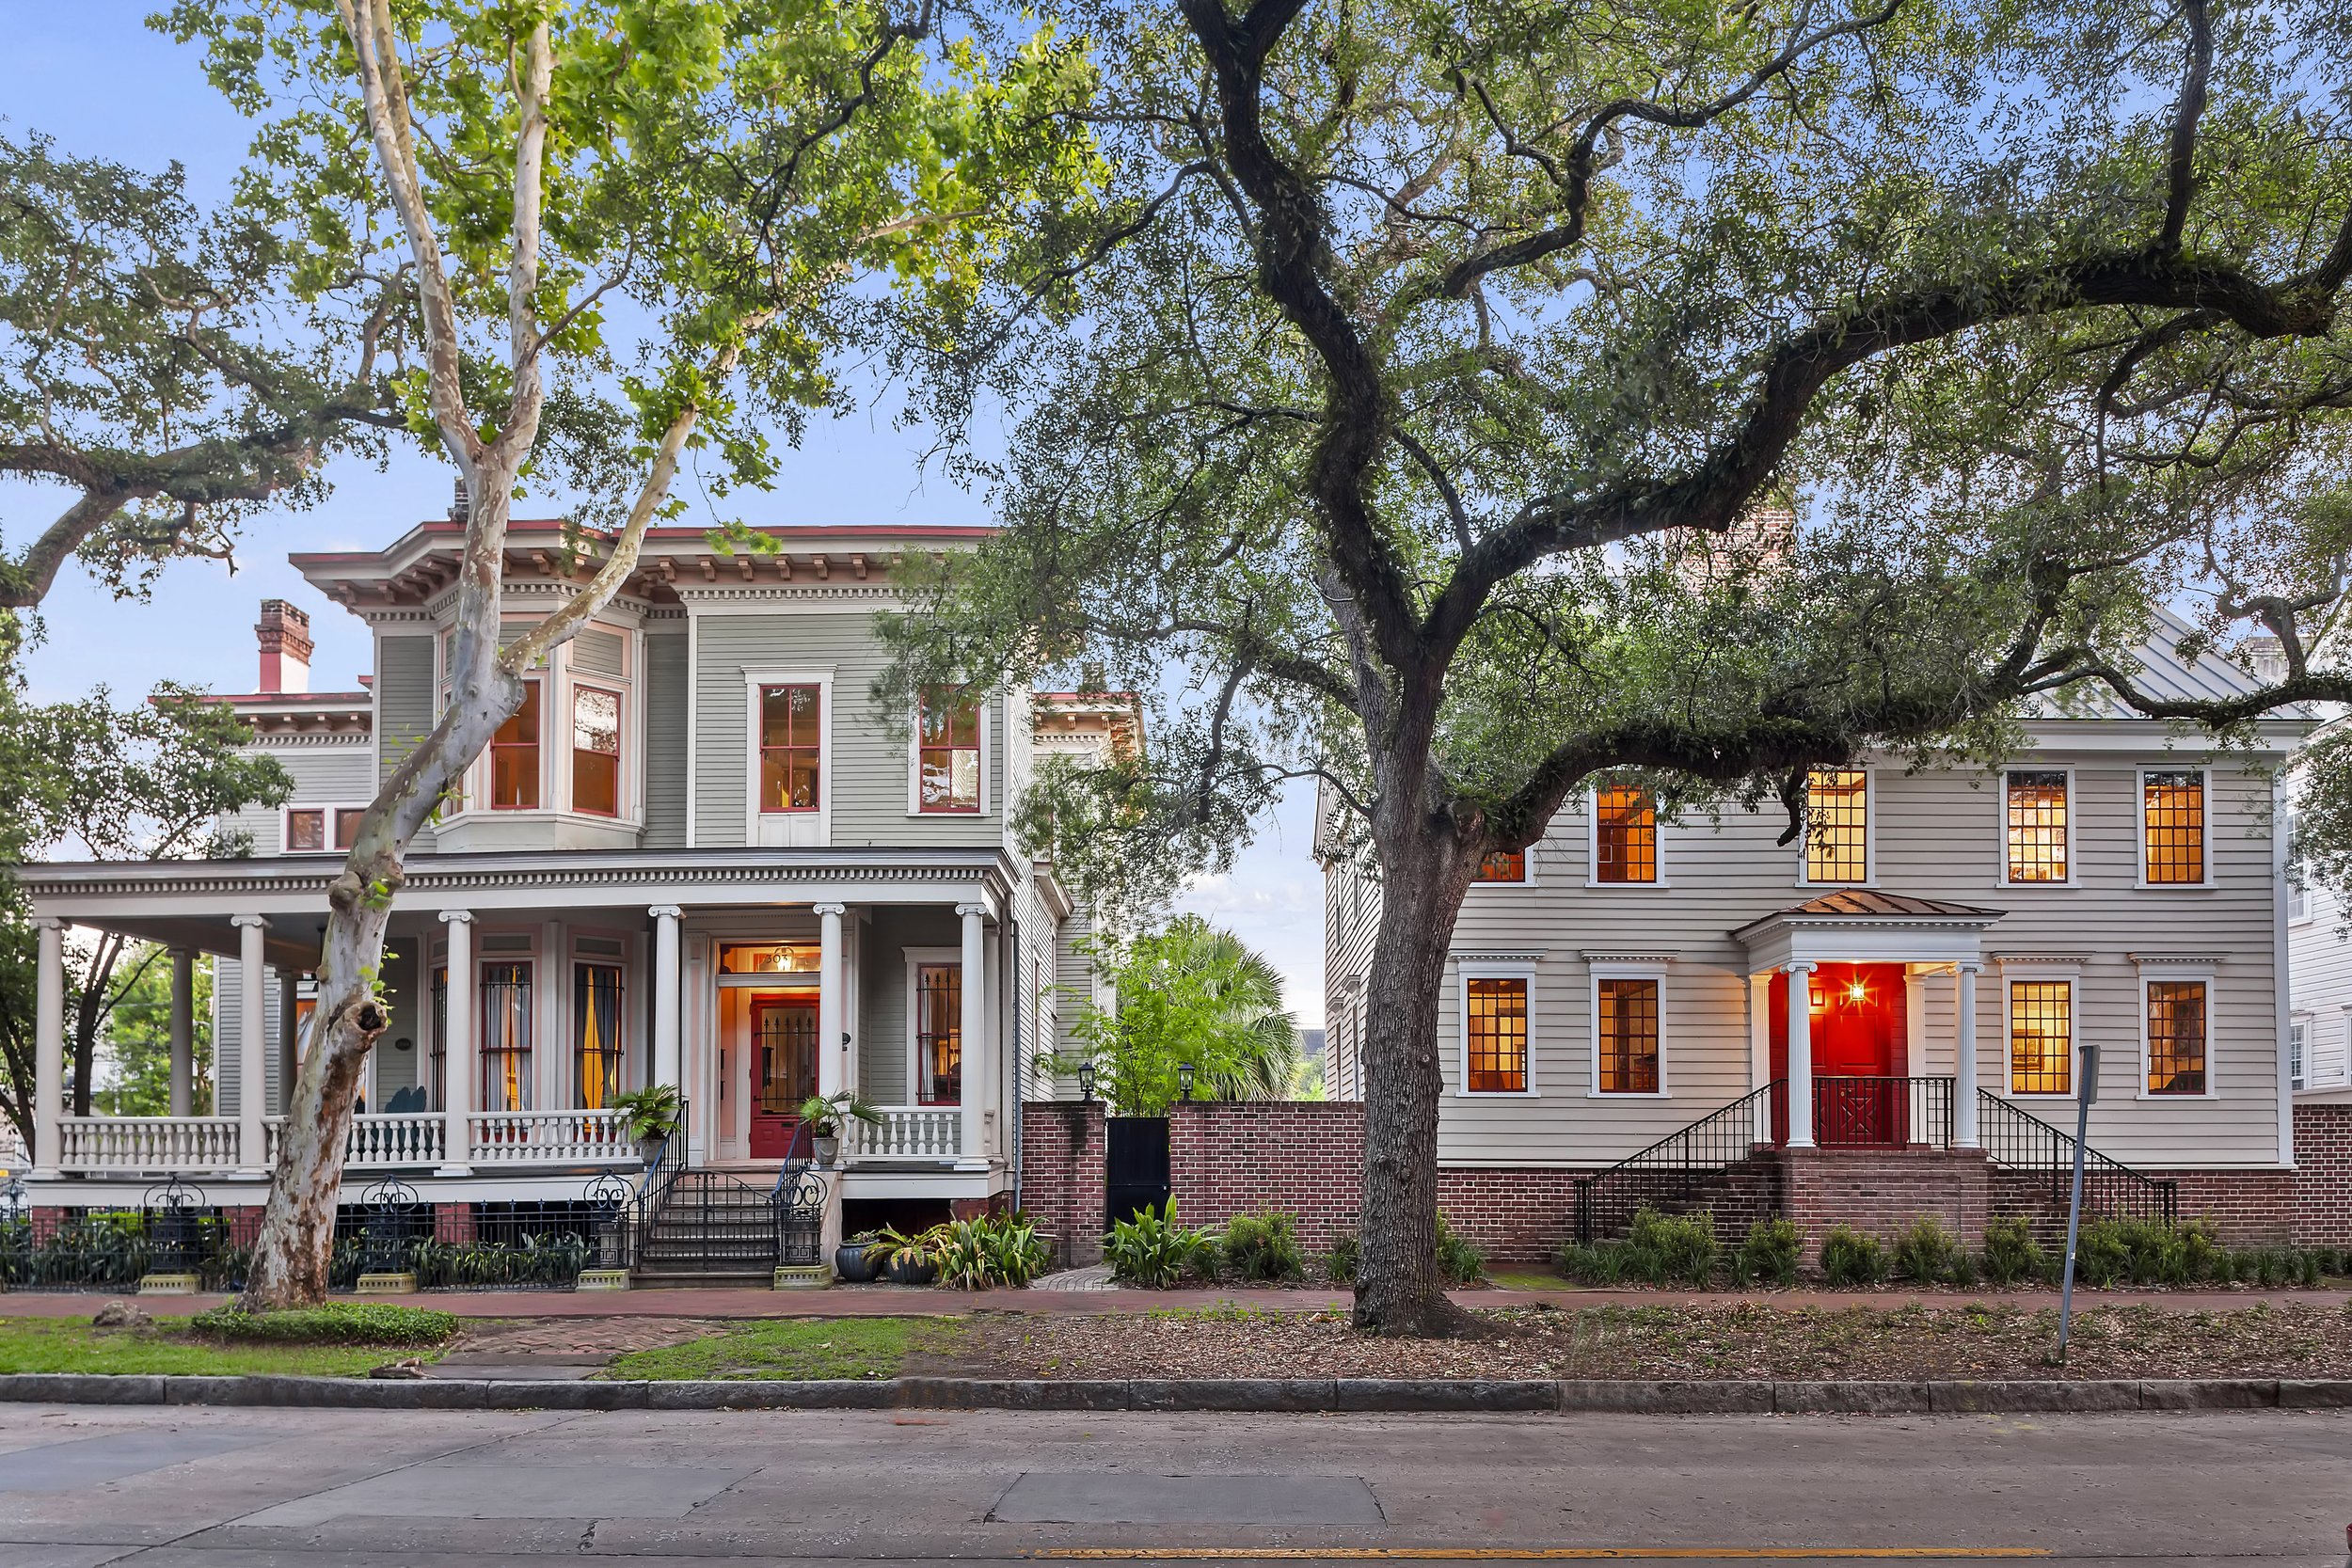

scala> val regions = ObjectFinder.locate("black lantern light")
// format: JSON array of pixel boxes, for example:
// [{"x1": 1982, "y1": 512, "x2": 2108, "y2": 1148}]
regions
[
  {"x1": 1177, "y1": 1062, "x2": 1195, "y2": 1101},
  {"x1": 1076, "y1": 1062, "x2": 1097, "y2": 1101}
]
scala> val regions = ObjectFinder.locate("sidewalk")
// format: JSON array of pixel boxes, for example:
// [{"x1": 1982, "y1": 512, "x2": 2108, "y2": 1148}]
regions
[{"x1": 6, "y1": 1280, "x2": 2346, "y2": 1319}]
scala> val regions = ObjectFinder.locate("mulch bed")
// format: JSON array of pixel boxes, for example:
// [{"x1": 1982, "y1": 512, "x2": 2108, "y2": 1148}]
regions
[{"x1": 937, "y1": 1301, "x2": 2352, "y2": 1383}]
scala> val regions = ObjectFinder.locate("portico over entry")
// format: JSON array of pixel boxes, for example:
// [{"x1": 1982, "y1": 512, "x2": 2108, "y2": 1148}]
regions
[{"x1": 1731, "y1": 891, "x2": 2005, "y2": 1149}]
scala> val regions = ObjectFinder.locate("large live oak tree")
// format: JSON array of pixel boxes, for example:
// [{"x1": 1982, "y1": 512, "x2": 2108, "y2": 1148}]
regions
[
  {"x1": 163, "y1": 0, "x2": 1096, "y2": 1307},
  {"x1": 882, "y1": 0, "x2": 2352, "y2": 1332}
]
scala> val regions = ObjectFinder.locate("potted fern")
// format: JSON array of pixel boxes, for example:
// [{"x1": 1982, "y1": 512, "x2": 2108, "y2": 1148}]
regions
[
  {"x1": 611, "y1": 1085, "x2": 683, "y2": 1162},
  {"x1": 796, "y1": 1089, "x2": 882, "y2": 1164}
]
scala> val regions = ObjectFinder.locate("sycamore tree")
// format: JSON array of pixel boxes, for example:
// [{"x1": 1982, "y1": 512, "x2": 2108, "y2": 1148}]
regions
[
  {"x1": 166, "y1": 0, "x2": 1095, "y2": 1307},
  {"x1": 1062, "y1": 914, "x2": 1301, "y2": 1113},
  {"x1": 882, "y1": 0, "x2": 2352, "y2": 1332}
]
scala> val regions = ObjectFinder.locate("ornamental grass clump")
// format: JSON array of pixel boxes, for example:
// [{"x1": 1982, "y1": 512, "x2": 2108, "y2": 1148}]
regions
[
  {"x1": 1624, "y1": 1207, "x2": 1719, "y2": 1286},
  {"x1": 1325, "y1": 1232, "x2": 1360, "y2": 1285},
  {"x1": 1220, "y1": 1210, "x2": 1307, "y2": 1283},
  {"x1": 931, "y1": 1213, "x2": 1051, "y2": 1290},
  {"x1": 1104, "y1": 1201, "x2": 1216, "y2": 1287},
  {"x1": 1818, "y1": 1225, "x2": 1887, "y2": 1287},
  {"x1": 1436, "y1": 1212, "x2": 1486, "y2": 1286},
  {"x1": 1891, "y1": 1217, "x2": 1964, "y2": 1284},
  {"x1": 1979, "y1": 1216, "x2": 2046, "y2": 1285},
  {"x1": 1735, "y1": 1217, "x2": 1804, "y2": 1288}
]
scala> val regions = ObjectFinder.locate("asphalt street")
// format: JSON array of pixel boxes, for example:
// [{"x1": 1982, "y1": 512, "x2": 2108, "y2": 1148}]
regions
[{"x1": 0, "y1": 1403, "x2": 2344, "y2": 1567}]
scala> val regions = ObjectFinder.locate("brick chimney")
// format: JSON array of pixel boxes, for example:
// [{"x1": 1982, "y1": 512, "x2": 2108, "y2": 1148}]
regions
[{"x1": 256, "y1": 599, "x2": 313, "y2": 694}]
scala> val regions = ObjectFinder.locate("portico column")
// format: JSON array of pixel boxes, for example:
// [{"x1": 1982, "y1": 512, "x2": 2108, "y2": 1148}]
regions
[
  {"x1": 437, "y1": 912, "x2": 475, "y2": 1176},
  {"x1": 649, "y1": 906, "x2": 682, "y2": 1093},
  {"x1": 814, "y1": 904, "x2": 847, "y2": 1102},
  {"x1": 230, "y1": 915, "x2": 269, "y2": 1174},
  {"x1": 277, "y1": 968, "x2": 301, "y2": 1117},
  {"x1": 30, "y1": 917, "x2": 65, "y2": 1177},
  {"x1": 167, "y1": 947, "x2": 194, "y2": 1117},
  {"x1": 1784, "y1": 960, "x2": 1817, "y2": 1149},
  {"x1": 957, "y1": 903, "x2": 988, "y2": 1167},
  {"x1": 1954, "y1": 960, "x2": 1981, "y2": 1149}
]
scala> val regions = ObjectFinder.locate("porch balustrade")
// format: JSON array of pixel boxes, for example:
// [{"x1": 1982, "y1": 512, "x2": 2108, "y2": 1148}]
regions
[
  {"x1": 56, "y1": 1116, "x2": 241, "y2": 1173},
  {"x1": 465, "y1": 1108, "x2": 635, "y2": 1164},
  {"x1": 842, "y1": 1106, "x2": 961, "y2": 1161},
  {"x1": 53, "y1": 1109, "x2": 639, "y2": 1172},
  {"x1": 261, "y1": 1113, "x2": 448, "y2": 1169}
]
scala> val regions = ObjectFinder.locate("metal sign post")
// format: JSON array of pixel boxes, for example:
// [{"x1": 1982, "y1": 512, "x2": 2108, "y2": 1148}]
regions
[{"x1": 2057, "y1": 1041, "x2": 2100, "y2": 1364}]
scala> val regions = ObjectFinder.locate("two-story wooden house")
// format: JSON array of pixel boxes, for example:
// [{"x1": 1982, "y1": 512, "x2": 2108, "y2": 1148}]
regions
[{"x1": 16, "y1": 512, "x2": 1131, "y2": 1265}]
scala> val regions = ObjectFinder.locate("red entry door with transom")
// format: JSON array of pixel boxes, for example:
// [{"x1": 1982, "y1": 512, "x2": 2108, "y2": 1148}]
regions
[
  {"x1": 1769, "y1": 962, "x2": 1909, "y2": 1145},
  {"x1": 750, "y1": 995, "x2": 818, "y2": 1160}
]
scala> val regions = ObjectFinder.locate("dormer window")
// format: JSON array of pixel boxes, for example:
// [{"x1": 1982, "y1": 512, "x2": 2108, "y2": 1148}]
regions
[
  {"x1": 491, "y1": 681, "x2": 542, "y2": 809},
  {"x1": 916, "y1": 690, "x2": 982, "y2": 814}
]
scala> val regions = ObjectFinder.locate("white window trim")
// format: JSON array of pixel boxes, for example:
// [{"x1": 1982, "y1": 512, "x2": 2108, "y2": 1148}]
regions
[
  {"x1": 904, "y1": 946, "x2": 963, "y2": 1108},
  {"x1": 280, "y1": 802, "x2": 373, "y2": 854},
  {"x1": 1455, "y1": 959, "x2": 1537, "y2": 1098},
  {"x1": 1797, "y1": 765, "x2": 1875, "y2": 888},
  {"x1": 742, "y1": 668, "x2": 835, "y2": 847},
  {"x1": 906, "y1": 691, "x2": 993, "y2": 817},
  {"x1": 2290, "y1": 1012, "x2": 2309, "y2": 1092},
  {"x1": 473, "y1": 934, "x2": 540, "y2": 1115},
  {"x1": 566, "y1": 927, "x2": 639, "y2": 1107},
  {"x1": 1994, "y1": 960, "x2": 2082, "y2": 1101},
  {"x1": 2136, "y1": 766, "x2": 2217, "y2": 890},
  {"x1": 2134, "y1": 956, "x2": 2220, "y2": 1101},
  {"x1": 1586, "y1": 786, "x2": 1669, "y2": 889},
  {"x1": 1586, "y1": 957, "x2": 1671, "y2": 1098},
  {"x1": 1997, "y1": 765, "x2": 2078, "y2": 889}
]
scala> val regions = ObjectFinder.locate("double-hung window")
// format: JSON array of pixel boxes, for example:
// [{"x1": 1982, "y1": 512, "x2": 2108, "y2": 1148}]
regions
[
  {"x1": 1595, "y1": 976, "x2": 1661, "y2": 1093},
  {"x1": 2145, "y1": 979, "x2": 2209, "y2": 1095},
  {"x1": 1462, "y1": 975, "x2": 1529, "y2": 1093},
  {"x1": 2009, "y1": 981, "x2": 2073, "y2": 1095},
  {"x1": 479, "y1": 961, "x2": 533, "y2": 1111},
  {"x1": 573, "y1": 963, "x2": 623, "y2": 1109},
  {"x1": 917, "y1": 691, "x2": 982, "y2": 813},
  {"x1": 2004, "y1": 770, "x2": 2069, "y2": 883},
  {"x1": 1804, "y1": 768, "x2": 1867, "y2": 882},
  {"x1": 2142, "y1": 770, "x2": 2206, "y2": 884},
  {"x1": 1594, "y1": 786, "x2": 1658, "y2": 883},
  {"x1": 571, "y1": 688, "x2": 621, "y2": 817},
  {"x1": 490, "y1": 683, "x2": 542, "y2": 809},
  {"x1": 759, "y1": 685, "x2": 822, "y2": 812}
]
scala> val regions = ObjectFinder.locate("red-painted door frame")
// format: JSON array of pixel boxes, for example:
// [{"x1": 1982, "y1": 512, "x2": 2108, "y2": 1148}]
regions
[{"x1": 1768, "y1": 963, "x2": 1909, "y2": 1145}]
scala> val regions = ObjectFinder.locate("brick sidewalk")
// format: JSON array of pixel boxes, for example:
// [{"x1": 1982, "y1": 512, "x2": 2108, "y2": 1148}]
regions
[{"x1": 5, "y1": 1282, "x2": 2345, "y2": 1319}]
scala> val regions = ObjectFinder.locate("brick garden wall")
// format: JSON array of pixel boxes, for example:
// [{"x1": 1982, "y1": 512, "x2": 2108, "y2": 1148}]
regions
[
  {"x1": 1168, "y1": 1101, "x2": 1366, "y2": 1252},
  {"x1": 1020, "y1": 1101, "x2": 1105, "y2": 1266},
  {"x1": 2291, "y1": 1103, "x2": 2352, "y2": 1246}
]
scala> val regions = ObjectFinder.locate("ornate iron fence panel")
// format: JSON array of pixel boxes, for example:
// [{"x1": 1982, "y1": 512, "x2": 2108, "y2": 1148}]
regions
[
  {"x1": 773, "y1": 1166, "x2": 827, "y2": 1267},
  {"x1": 141, "y1": 1177, "x2": 208, "y2": 1275}
]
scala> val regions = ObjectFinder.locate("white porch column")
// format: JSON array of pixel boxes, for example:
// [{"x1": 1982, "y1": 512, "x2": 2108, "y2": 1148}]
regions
[
  {"x1": 957, "y1": 902, "x2": 988, "y2": 1166},
  {"x1": 649, "y1": 906, "x2": 682, "y2": 1093},
  {"x1": 277, "y1": 968, "x2": 301, "y2": 1116},
  {"x1": 30, "y1": 917, "x2": 65, "y2": 1177},
  {"x1": 814, "y1": 903, "x2": 847, "y2": 1101},
  {"x1": 1784, "y1": 960, "x2": 1817, "y2": 1149},
  {"x1": 438, "y1": 911, "x2": 475, "y2": 1175},
  {"x1": 231, "y1": 915, "x2": 269, "y2": 1174},
  {"x1": 1954, "y1": 960, "x2": 1981, "y2": 1149},
  {"x1": 167, "y1": 947, "x2": 194, "y2": 1117}
]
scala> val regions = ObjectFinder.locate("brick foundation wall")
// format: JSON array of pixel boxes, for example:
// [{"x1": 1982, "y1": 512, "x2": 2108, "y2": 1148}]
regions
[
  {"x1": 1433, "y1": 1168, "x2": 1578, "y2": 1261},
  {"x1": 1766, "y1": 1148, "x2": 1990, "y2": 1261},
  {"x1": 2292, "y1": 1103, "x2": 2352, "y2": 1247},
  {"x1": 1020, "y1": 1101, "x2": 1105, "y2": 1265},
  {"x1": 1168, "y1": 1102, "x2": 1365, "y2": 1251}
]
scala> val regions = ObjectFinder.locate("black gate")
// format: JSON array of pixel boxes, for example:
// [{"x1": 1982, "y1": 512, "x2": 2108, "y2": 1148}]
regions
[{"x1": 1105, "y1": 1117, "x2": 1171, "y2": 1225}]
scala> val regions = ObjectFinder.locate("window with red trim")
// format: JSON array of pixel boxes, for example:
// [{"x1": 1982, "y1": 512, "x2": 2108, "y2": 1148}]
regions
[
  {"x1": 490, "y1": 682, "x2": 542, "y2": 809},
  {"x1": 572, "y1": 687, "x2": 621, "y2": 816}
]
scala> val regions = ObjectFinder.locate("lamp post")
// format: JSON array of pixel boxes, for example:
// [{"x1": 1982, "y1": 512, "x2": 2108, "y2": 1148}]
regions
[
  {"x1": 1076, "y1": 1062, "x2": 1097, "y2": 1102},
  {"x1": 1177, "y1": 1062, "x2": 1195, "y2": 1102}
]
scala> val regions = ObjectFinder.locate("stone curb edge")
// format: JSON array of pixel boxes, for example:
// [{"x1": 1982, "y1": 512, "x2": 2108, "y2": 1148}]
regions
[{"x1": 3, "y1": 1373, "x2": 2347, "y2": 1414}]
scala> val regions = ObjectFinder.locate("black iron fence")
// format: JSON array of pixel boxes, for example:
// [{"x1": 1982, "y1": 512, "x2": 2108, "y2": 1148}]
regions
[
  {"x1": 1977, "y1": 1088, "x2": 2179, "y2": 1225},
  {"x1": 1813, "y1": 1075, "x2": 1955, "y2": 1148}
]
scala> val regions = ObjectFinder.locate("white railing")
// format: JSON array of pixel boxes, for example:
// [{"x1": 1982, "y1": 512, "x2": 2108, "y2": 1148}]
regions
[
  {"x1": 58, "y1": 1117, "x2": 243, "y2": 1172},
  {"x1": 845, "y1": 1106, "x2": 962, "y2": 1161},
  {"x1": 466, "y1": 1108, "x2": 636, "y2": 1165},
  {"x1": 262, "y1": 1114, "x2": 449, "y2": 1169}
]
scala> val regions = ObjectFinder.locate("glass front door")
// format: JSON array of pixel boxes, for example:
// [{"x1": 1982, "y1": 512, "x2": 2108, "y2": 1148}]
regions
[{"x1": 749, "y1": 995, "x2": 818, "y2": 1159}]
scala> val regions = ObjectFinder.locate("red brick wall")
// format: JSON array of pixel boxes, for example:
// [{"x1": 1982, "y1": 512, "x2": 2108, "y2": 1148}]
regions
[
  {"x1": 1019, "y1": 1101, "x2": 1105, "y2": 1265},
  {"x1": 1768, "y1": 1148, "x2": 1990, "y2": 1261},
  {"x1": 2293, "y1": 1103, "x2": 2352, "y2": 1246},
  {"x1": 1433, "y1": 1168, "x2": 1578, "y2": 1261},
  {"x1": 1168, "y1": 1101, "x2": 1365, "y2": 1251}
]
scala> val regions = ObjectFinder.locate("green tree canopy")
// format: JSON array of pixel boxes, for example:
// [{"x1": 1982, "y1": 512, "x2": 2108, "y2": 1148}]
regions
[
  {"x1": 1065, "y1": 914, "x2": 1301, "y2": 1114},
  {"x1": 885, "y1": 0, "x2": 2352, "y2": 1331}
]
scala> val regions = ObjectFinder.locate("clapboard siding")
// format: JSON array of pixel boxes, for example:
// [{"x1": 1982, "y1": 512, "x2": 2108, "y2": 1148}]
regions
[
  {"x1": 1338, "y1": 752, "x2": 2290, "y2": 1169},
  {"x1": 375, "y1": 635, "x2": 436, "y2": 785},
  {"x1": 641, "y1": 631, "x2": 689, "y2": 848},
  {"x1": 691, "y1": 612, "x2": 1006, "y2": 848},
  {"x1": 216, "y1": 952, "x2": 421, "y2": 1115},
  {"x1": 2290, "y1": 873, "x2": 2352, "y2": 1088},
  {"x1": 856, "y1": 905, "x2": 961, "y2": 1103},
  {"x1": 220, "y1": 742, "x2": 373, "y2": 854}
]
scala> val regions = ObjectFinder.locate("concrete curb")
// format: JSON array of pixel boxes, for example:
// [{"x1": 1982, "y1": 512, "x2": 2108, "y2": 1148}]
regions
[{"x1": 2, "y1": 1372, "x2": 2344, "y2": 1414}]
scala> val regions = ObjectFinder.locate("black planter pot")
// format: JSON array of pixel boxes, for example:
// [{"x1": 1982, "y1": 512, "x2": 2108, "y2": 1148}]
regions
[
  {"x1": 886, "y1": 1255, "x2": 937, "y2": 1287},
  {"x1": 834, "y1": 1244, "x2": 881, "y2": 1284}
]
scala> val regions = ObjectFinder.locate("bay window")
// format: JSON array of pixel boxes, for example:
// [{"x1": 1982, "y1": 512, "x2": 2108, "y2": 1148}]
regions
[
  {"x1": 490, "y1": 683, "x2": 542, "y2": 809},
  {"x1": 572, "y1": 687, "x2": 621, "y2": 816}
]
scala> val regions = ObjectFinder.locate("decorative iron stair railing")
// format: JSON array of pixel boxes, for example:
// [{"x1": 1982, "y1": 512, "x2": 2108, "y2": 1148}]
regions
[
  {"x1": 1976, "y1": 1088, "x2": 2179, "y2": 1225},
  {"x1": 1573, "y1": 1081, "x2": 1782, "y2": 1245}
]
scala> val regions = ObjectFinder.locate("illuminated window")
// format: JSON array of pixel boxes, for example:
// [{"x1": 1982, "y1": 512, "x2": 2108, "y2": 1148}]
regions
[
  {"x1": 2009, "y1": 981, "x2": 2072, "y2": 1094},
  {"x1": 572, "y1": 688, "x2": 621, "y2": 816},
  {"x1": 574, "y1": 963, "x2": 623, "y2": 1109},
  {"x1": 1805, "y1": 768, "x2": 1867, "y2": 882},
  {"x1": 479, "y1": 961, "x2": 533, "y2": 1112},
  {"x1": 1595, "y1": 787, "x2": 1658, "y2": 883},
  {"x1": 2005, "y1": 770, "x2": 2068, "y2": 882},
  {"x1": 1597, "y1": 977, "x2": 1660, "y2": 1093},
  {"x1": 915, "y1": 963, "x2": 962, "y2": 1104},
  {"x1": 917, "y1": 691, "x2": 982, "y2": 813},
  {"x1": 2146, "y1": 980, "x2": 2208, "y2": 1094},
  {"x1": 718, "y1": 943, "x2": 819, "y2": 974},
  {"x1": 285, "y1": 809, "x2": 326, "y2": 852},
  {"x1": 759, "y1": 685, "x2": 822, "y2": 812},
  {"x1": 1475, "y1": 849, "x2": 1528, "y2": 883},
  {"x1": 490, "y1": 682, "x2": 542, "y2": 809},
  {"x1": 2143, "y1": 771, "x2": 2205, "y2": 883},
  {"x1": 1465, "y1": 976, "x2": 1529, "y2": 1092}
]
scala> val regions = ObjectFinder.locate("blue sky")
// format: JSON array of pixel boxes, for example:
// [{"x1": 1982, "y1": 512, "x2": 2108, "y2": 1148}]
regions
[{"x1": 3, "y1": 2, "x2": 1327, "y2": 1025}]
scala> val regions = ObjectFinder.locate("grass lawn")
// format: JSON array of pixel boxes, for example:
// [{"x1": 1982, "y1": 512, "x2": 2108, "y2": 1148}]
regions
[
  {"x1": 603, "y1": 1316, "x2": 966, "y2": 1381},
  {"x1": 0, "y1": 1317, "x2": 435, "y2": 1378}
]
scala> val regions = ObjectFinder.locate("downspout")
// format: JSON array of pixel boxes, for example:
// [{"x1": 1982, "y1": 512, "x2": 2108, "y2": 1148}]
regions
[{"x1": 1009, "y1": 917, "x2": 1024, "y2": 1214}]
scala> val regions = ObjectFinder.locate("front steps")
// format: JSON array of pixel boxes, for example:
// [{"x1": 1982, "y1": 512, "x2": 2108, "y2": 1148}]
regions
[{"x1": 628, "y1": 1170, "x2": 782, "y2": 1289}]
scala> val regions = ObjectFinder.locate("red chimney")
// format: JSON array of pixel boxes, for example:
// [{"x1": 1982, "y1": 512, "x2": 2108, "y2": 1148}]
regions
[{"x1": 256, "y1": 600, "x2": 313, "y2": 694}]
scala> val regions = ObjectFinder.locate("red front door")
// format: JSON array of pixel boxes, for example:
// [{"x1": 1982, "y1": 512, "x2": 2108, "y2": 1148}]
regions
[
  {"x1": 749, "y1": 995, "x2": 818, "y2": 1160},
  {"x1": 1769, "y1": 963, "x2": 1909, "y2": 1144}
]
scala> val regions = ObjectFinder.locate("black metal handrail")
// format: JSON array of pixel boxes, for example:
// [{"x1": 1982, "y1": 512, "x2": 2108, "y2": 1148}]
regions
[
  {"x1": 1813, "y1": 1075, "x2": 1954, "y2": 1148},
  {"x1": 1574, "y1": 1081, "x2": 1783, "y2": 1245},
  {"x1": 598, "y1": 1099, "x2": 687, "y2": 1272},
  {"x1": 1976, "y1": 1088, "x2": 2179, "y2": 1225}
]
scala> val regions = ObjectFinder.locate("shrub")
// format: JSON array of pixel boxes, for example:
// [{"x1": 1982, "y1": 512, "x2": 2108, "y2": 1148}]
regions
[
  {"x1": 1220, "y1": 1210, "x2": 1308, "y2": 1283},
  {"x1": 1818, "y1": 1225, "x2": 1885, "y2": 1287},
  {"x1": 932, "y1": 1213, "x2": 1052, "y2": 1290},
  {"x1": 1979, "y1": 1217, "x2": 2046, "y2": 1285},
  {"x1": 1436, "y1": 1212, "x2": 1485, "y2": 1285},
  {"x1": 1890, "y1": 1217, "x2": 1963, "y2": 1284},
  {"x1": 1622, "y1": 1207, "x2": 1718, "y2": 1286},
  {"x1": 1326, "y1": 1233, "x2": 1359, "y2": 1285},
  {"x1": 1104, "y1": 1202, "x2": 1216, "y2": 1287},
  {"x1": 1737, "y1": 1218, "x2": 1804, "y2": 1288},
  {"x1": 1558, "y1": 1241, "x2": 1630, "y2": 1286},
  {"x1": 2071, "y1": 1221, "x2": 2135, "y2": 1288},
  {"x1": 188, "y1": 1302, "x2": 457, "y2": 1347}
]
